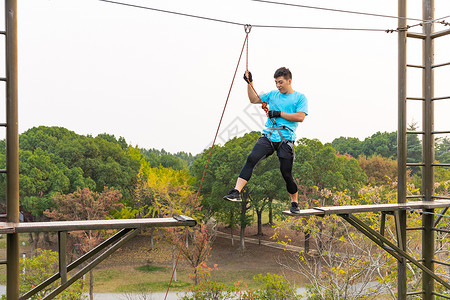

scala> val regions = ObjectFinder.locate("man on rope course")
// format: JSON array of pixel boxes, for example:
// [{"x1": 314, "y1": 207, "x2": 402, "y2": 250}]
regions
[{"x1": 223, "y1": 67, "x2": 308, "y2": 214}]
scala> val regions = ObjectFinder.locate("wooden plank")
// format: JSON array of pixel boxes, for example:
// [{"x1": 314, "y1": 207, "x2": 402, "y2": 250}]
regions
[
  {"x1": 0, "y1": 222, "x2": 15, "y2": 234},
  {"x1": 0, "y1": 216, "x2": 197, "y2": 233},
  {"x1": 283, "y1": 200, "x2": 450, "y2": 217}
]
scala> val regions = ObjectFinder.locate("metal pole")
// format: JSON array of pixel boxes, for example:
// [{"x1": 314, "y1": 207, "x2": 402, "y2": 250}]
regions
[
  {"x1": 422, "y1": 0, "x2": 435, "y2": 298},
  {"x1": 397, "y1": 0, "x2": 408, "y2": 298},
  {"x1": 58, "y1": 232, "x2": 67, "y2": 284},
  {"x1": 5, "y1": 0, "x2": 20, "y2": 299}
]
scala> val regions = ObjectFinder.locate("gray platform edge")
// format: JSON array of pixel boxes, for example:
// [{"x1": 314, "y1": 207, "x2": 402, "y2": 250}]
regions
[
  {"x1": 283, "y1": 200, "x2": 450, "y2": 217},
  {"x1": 0, "y1": 215, "x2": 197, "y2": 234}
]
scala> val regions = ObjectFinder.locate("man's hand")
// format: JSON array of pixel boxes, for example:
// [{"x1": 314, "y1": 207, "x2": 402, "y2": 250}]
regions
[
  {"x1": 243, "y1": 71, "x2": 253, "y2": 84},
  {"x1": 268, "y1": 110, "x2": 281, "y2": 119}
]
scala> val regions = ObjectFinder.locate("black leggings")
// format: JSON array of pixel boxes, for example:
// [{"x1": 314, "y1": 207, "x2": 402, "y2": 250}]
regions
[{"x1": 239, "y1": 136, "x2": 298, "y2": 194}]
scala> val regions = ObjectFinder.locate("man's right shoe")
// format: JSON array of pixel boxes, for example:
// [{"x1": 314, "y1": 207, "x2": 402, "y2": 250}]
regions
[
  {"x1": 290, "y1": 202, "x2": 300, "y2": 214},
  {"x1": 223, "y1": 189, "x2": 242, "y2": 202}
]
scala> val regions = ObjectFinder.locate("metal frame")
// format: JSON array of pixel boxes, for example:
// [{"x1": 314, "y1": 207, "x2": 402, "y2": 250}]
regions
[
  {"x1": 284, "y1": 1, "x2": 450, "y2": 299},
  {"x1": 3, "y1": 0, "x2": 449, "y2": 299},
  {"x1": 1, "y1": 1, "x2": 197, "y2": 299}
]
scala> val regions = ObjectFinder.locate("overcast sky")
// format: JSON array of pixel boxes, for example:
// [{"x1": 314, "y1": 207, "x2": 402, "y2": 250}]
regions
[{"x1": 5, "y1": 0, "x2": 450, "y2": 154}]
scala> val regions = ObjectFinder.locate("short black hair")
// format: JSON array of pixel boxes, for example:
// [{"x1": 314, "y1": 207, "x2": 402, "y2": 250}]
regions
[{"x1": 274, "y1": 67, "x2": 292, "y2": 80}]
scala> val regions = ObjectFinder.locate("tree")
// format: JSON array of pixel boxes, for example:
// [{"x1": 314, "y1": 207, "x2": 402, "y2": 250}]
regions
[
  {"x1": 18, "y1": 249, "x2": 86, "y2": 300},
  {"x1": 358, "y1": 154, "x2": 397, "y2": 186},
  {"x1": 331, "y1": 136, "x2": 363, "y2": 158},
  {"x1": 191, "y1": 132, "x2": 261, "y2": 250},
  {"x1": 436, "y1": 136, "x2": 450, "y2": 163},
  {"x1": 171, "y1": 225, "x2": 215, "y2": 285},
  {"x1": 44, "y1": 187, "x2": 123, "y2": 299},
  {"x1": 294, "y1": 138, "x2": 368, "y2": 198}
]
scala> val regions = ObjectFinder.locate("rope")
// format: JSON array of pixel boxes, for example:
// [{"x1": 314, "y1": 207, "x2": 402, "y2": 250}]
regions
[
  {"x1": 251, "y1": 0, "x2": 424, "y2": 22},
  {"x1": 408, "y1": 207, "x2": 450, "y2": 219},
  {"x1": 98, "y1": 0, "x2": 391, "y2": 32},
  {"x1": 164, "y1": 29, "x2": 249, "y2": 300},
  {"x1": 98, "y1": 0, "x2": 450, "y2": 34},
  {"x1": 244, "y1": 25, "x2": 273, "y2": 126}
]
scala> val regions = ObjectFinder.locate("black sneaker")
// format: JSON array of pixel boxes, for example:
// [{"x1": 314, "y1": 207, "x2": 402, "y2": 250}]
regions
[
  {"x1": 290, "y1": 202, "x2": 300, "y2": 214},
  {"x1": 223, "y1": 189, "x2": 242, "y2": 202}
]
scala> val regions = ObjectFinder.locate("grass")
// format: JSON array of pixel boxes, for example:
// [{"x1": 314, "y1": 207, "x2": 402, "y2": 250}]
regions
[
  {"x1": 114, "y1": 280, "x2": 191, "y2": 293},
  {"x1": 93, "y1": 264, "x2": 193, "y2": 293},
  {"x1": 134, "y1": 264, "x2": 166, "y2": 272}
]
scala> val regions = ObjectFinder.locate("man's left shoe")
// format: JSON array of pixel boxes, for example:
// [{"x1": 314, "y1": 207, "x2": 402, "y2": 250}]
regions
[{"x1": 290, "y1": 202, "x2": 300, "y2": 214}]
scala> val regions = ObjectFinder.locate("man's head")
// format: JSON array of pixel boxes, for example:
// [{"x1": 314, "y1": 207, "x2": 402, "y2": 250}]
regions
[{"x1": 274, "y1": 67, "x2": 293, "y2": 94}]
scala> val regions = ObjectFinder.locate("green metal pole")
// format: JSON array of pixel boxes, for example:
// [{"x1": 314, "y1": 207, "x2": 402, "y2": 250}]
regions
[
  {"x1": 5, "y1": 0, "x2": 20, "y2": 299},
  {"x1": 422, "y1": 0, "x2": 435, "y2": 298},
  {"x1": 397, "y1": 0, "x2": 407, "y2": 298}
]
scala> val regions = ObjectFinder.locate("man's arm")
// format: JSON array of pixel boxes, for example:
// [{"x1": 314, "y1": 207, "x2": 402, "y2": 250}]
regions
[
  {"x1": 280, "y1": 111, "x2": 306, "y2": 122},
  {"x1": 248, "y1": 84, "x2": 262, "y2": 104}
]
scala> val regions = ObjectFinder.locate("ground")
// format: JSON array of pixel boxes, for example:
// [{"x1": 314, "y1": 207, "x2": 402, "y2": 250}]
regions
[{"x1": 91, "y1": 224, "x2": 307, "y2": 292}]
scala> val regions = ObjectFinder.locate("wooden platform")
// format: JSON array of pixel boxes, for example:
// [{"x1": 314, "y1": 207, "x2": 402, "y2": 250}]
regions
[
  {"x1": 283, "y1": 200, "x2": 450, "y2": 217},
  {"x1": 0, "y1": 215, "x2": 197, "y2": 234}
]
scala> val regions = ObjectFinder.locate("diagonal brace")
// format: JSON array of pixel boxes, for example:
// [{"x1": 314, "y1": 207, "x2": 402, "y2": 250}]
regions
[
  {"x1": 41, "y1": 228, "x2": 139, "y2": 300},
  {"x1": 340, "y1": 213, "x2": 450, "y2": 290},
  {"x1": 20, "y1": 228, "x2": 133, "y2": 300}
]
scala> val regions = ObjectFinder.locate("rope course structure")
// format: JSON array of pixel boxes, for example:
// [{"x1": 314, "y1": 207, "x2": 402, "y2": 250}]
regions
[{"x1": 0, "y1": 0, "x2": 449, "y2": 299}]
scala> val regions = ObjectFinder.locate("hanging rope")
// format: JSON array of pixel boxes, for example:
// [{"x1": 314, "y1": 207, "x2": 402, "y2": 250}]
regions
[
  {"x1": 164, "y1": 26, "x2": 250, "y2": 300},
  {"x1": 243, "y1": 24, "x2": 275, "y2": 126}
]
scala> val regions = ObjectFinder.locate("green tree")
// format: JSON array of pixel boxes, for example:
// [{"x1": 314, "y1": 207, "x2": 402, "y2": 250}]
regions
[
  {"x1": 331, "y1": 136, "x2": 363, "y2": 158},
  {"x1": 191, "y1": 132, "x2": 261, "y2": 250},
  {"x1": 294, "y1": 138, "x2": 368, "y2": 198},
  {"x1": 18, "y1": 249, "x2": 86, "y2": 299},
  {"x1": 358, "y1": 154, "x2": 397, "y2": 186},
  {"x1": 436, "y1": 136, "x2": 450, "y2": 163},
  {"x1": 44, "y1": 187, "x2": 123, "y2": 298}
]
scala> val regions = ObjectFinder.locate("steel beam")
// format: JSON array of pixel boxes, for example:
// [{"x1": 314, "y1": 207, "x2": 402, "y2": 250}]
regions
[
  {"x1": 20, "y1": 228, "x2": 133, "y2": 300},
  {"x1": 42, "y1": 228, "x2": 140, "y2": 300},
  {"x1": 5, "y1": 0, "x2": 20, "y2": 299},
  {"x1": 58, "y1": 232, "x2": 67, "y2": 284},
  {"x1": 397, "y1": 0, "x2": 407, "y2": 297},
  {"x1": 341, "y1": 214, "x2": 450, "y2": 290},
  {"x1": 422, "y1": 0, "x2": 435, "y2": 298}
]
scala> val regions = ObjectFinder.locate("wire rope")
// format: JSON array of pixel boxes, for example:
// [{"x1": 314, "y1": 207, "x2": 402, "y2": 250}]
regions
[
  {"x1": 251, "y1": 0, "x2": 424, "y2": 22},
  {"x1": 98, "y1": 0, "x2": 390, "y2": 32}
]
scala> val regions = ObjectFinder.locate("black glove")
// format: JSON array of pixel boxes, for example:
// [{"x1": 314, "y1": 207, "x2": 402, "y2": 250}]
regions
[
  {"x1": 243, "y1": 71, "x2": 253, "y2": 84},
  {"x1": 268, "y1": 110, "x2": 281, "y2": 119}
]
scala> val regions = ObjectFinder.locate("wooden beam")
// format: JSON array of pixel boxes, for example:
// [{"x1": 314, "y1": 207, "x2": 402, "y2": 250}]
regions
[
  {"x1": 0, "y1": 216, "x2": 197, "y2": 234},
  {"x1": 283, "y1": 200, "x2": 450, "y2": 217}
]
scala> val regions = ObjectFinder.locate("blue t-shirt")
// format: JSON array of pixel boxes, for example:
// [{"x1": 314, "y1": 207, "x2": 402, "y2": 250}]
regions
[{"x1": 260, "y1": 90, "x2": 308, "y2": 142}]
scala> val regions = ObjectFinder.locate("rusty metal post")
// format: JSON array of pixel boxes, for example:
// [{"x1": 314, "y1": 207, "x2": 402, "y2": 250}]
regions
[
  {"x1": 422, "y1": 0, "x2": 435, "y2": 298},
  {"x1": 5, "y1": 0, "x2": 20, "y2": 299},
  {"x1": 397, "y1": 0, "x2": 407, "y2": 298}
]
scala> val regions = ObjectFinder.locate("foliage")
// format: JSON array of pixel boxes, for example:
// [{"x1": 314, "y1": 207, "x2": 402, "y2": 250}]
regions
[
  {"x1": 294, "y1": 138, "x2": 368, "y2": 196},
  {"x1": 181, "y1": 263, "x2": 259, "y2": 300},
  {"x1": 358, "y1": 154, "x2": 397, "y2": 186},
  {"x1": 18, "y1": 249, "x2": 86, "y2": 300},
  {"x1": 133, "y1": 163, "x2": 199, "y2": 219},
  {"x1": 141, "y1": 148, "x2": 195, "y2": 170},
  {"x1": 331, "y1": 131, "x2": 397, "y2": 159},
  {"x1": 435, "y1": 136, "x2": 450, "y2": 163},
  {"x1": 274, "y1": 186, "x2": 395, "y2": 299},
  {"x1": 190, "y1": 132, "x2": 260, "y2": 249},
  {"x1": 254, "y1": 273, "x2": 298, "y2": 300},
  {"x1": 44, "y1": 187, "x2": 123, "y2": 253},
  {"x1": 170, "y1": 224, "x2": 215, "y2": 285}
]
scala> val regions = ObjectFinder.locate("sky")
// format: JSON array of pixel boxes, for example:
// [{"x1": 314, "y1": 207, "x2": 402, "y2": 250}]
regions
[{"x1": 3, "y1": 0, "x2": 450, "y2": 154}]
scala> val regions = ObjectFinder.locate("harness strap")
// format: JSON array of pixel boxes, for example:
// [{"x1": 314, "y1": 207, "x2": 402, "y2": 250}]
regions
[{"x1": 266, "y1": 125, "x2": 294, "y2": 143}]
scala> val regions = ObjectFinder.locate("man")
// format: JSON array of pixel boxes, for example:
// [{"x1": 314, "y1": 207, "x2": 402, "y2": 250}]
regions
[{"x1": 223, "y1": 67, "x2": 308, "y2": 214}]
